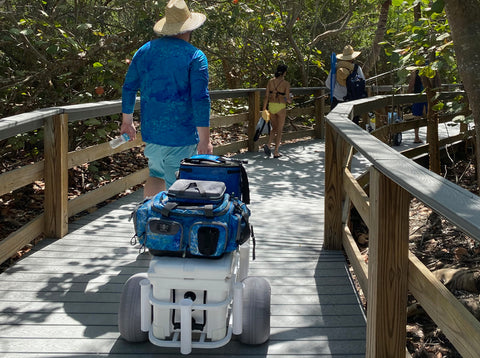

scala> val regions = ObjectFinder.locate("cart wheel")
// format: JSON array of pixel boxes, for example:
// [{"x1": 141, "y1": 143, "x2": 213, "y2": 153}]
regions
[
  {"x1": 240, "y1": 276, "x2": 271, "y2": 345},
  {"x1": 118, "y1": 272, "x2": 149, "y2": 342}
]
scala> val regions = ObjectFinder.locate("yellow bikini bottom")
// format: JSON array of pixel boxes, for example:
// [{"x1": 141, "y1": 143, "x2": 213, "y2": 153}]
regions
[{"x1": 268, "y1": 102, "x2": 286, "y2": 114}]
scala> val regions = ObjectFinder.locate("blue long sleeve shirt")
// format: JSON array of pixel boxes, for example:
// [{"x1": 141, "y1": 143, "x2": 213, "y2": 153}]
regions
[{"x1": 122, "y1": 37, "x2": 210, "y2": 146}]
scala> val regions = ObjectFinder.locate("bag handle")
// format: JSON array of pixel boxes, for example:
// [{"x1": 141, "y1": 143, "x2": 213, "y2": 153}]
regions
[
  {"x1": 184, "y1": 155, "x2": 247, "y2": 165},
  {"x1": 185, "y1": 181, "x2": 205, "y2": 196}
]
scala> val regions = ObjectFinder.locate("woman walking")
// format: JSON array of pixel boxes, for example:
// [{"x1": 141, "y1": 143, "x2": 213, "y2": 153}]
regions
[{"x1": 262, "y1": 64, "x2": 292, "y2": 158}]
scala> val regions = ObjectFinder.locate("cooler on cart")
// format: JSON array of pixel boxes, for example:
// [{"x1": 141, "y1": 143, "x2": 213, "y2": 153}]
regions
[{"x1": 118, "y1": 155, "x2": 270, "y2": 355}]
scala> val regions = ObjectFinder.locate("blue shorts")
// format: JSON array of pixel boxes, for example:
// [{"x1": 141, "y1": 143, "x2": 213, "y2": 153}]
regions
[{"x1": 144, "y1": 143, "x2": 197, "y2": 189}]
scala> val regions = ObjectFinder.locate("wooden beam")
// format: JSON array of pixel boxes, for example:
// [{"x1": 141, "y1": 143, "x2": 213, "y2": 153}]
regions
[
  {"x1": 287, "y1": 106, "x2": 315, "y2": 117},
  {"x1": 214, "y1": 140, "x2": 249, "y2": 156},
  {"x1": 43, "y1": 114, "x2": 69, "y2": 238},
  {"x1": 324, "y1": 123, "x2": 345, "y2": 250},
  {"x1": 408, "y1": 253, "x2": 480, "y2": 358},
  {"x1": 68, "y1": 135, "x2": 144, "y2": 169},
  {"x1": 343, "y1": 168, "x2": 370, "y2": 228},
  {"x1": 0, "y1": 215, "x2": 44, "y2": 265},
  {"x1": 210, "y1": 113, "x2": 248, "y2": 128},
  {"x1": 247, "y1": 91, "x2": 260, "y2": 152},
  {"x1": 367, "y1": 167, "x2": 410, "y2": 358},
  {"x1": 342, "y1": 224, "x2": 368, "y2": 295},
  {"x1": 68, "y1": 168, "x2": 149, "y2": 217},
  {"x1": 314, "y1": 89, "x2": 325, "y2": 139},
  {"x1": 0, "y1": 162, "x2": 44, "y2": 196}
]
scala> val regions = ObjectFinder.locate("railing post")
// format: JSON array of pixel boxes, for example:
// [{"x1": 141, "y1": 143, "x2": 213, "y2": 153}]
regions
[
  {"x1": 314, "y1": 89, "x2": 325, "y2": 139},
  {"x1": 366, "y1": 167, "x2": 409, "y2": 358},
  {"x1": 44, "y1": 113, "x2": 69, "y2": 238},
  {"x1": 324, "y1": 121, "x2": 344, "y2": 250},
  {"x1": 247, "y1": 90, "x2": 260, "y2": 152}
]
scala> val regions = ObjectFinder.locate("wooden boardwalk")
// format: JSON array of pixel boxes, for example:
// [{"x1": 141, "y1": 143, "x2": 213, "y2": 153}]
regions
[{"x1": 0, "y1": 139, "x2": 367, "y2": 357}]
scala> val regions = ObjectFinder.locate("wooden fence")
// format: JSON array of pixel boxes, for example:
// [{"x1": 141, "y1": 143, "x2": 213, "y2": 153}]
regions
[
  {"x1": 324, "y1": 93, "x2": 480, "y2": 358},
  {"x1": 0, "y1": 87, "x2": 324, "y2": 265}
]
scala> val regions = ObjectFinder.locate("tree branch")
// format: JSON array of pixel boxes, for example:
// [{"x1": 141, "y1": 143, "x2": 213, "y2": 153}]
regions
[{"x1": 308, "y1": 12, "x2": 352, "y2": 47}]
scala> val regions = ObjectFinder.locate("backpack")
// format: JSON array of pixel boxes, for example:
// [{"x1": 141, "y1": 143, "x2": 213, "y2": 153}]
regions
[{"x1": 344, "y1": 64, "x2": 367, "y2": 101}]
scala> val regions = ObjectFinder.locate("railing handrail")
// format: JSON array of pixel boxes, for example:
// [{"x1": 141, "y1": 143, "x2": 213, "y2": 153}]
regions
[
  {"x1": 326, "y1": 96, "x2": 480, "y2": 240},
  {"x1": 324, "y1": 93, "x2": 480, "y2": 358},
  {"x1": 0, "y1": 87, "x2": 325, "y2": 141}
]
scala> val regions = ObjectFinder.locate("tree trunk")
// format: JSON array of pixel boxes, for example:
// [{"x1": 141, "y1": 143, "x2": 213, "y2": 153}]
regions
[
  {"x1": 444, "y1": 0, "x2": 480, "y2": 190},
  {"x1": 362, "y1": 0, "x2": 391, "y2": 78},
  {"x1": 285, "y1": 3, "x2": 308, "y2": 86}
]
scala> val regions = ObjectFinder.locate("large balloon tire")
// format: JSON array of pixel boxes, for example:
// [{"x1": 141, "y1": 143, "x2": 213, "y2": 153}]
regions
[
  {"x1": 118, "y1": 272, "x2": 149, "y2": 342},
  {"x1": 239, "y1": 276, "x2": 271, "y2": 345}
]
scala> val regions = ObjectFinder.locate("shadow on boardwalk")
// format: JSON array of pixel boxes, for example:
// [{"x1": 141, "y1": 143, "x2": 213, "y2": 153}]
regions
[{"x1": 0, "y1": 139, "x2": 366, "y2": 357}]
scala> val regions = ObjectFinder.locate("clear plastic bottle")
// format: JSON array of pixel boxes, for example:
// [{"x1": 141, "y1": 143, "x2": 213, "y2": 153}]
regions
[{"x1": 109, "y1": 133, "x2": 130, "y2": 149}]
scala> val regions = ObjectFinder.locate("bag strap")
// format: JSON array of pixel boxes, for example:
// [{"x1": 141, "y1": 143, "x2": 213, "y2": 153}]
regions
[
  {"x1": 240, "y1": 165, "x2": 250, "y2": 204},
  {"x1": 160, "y1": 201, "x2": 177, "y2": 217},
  {"x1": 158, "y1": 201, "x2": 216, "y2": 218},
  {"x1": 352, "y1": 64, "x2": 359, "y2": 76}
]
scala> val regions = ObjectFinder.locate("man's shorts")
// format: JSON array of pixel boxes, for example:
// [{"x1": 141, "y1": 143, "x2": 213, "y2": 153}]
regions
[{"x1": 144, "y1": 143, "x2": 197, "y2": 189}]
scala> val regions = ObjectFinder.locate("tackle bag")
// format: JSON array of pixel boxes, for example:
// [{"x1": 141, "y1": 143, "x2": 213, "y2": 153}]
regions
[
  {"x1": 178, "y1": 154, "x2": 250, "y2": 204},
  {"x1": 132, "y1": 179, "x2": 251, "y2": 258}
]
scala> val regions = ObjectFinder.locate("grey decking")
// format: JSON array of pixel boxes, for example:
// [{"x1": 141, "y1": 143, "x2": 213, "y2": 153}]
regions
[{"x1": 0, "y1": 139, "x2": 366, "y2": 357}]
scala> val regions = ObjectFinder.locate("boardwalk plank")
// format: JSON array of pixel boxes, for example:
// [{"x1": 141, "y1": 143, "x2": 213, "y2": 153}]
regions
[{"x1": 0, "y1": 140, "x2": 366, "y2": 357}]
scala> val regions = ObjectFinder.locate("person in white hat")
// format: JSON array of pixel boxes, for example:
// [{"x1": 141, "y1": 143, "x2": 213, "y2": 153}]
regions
[
  {"x1": 326, "y1": 45, "x2": 366, "y2": 118},
  {"x1": 120, "y1": 0, "x2": 212, "y2": 197}
]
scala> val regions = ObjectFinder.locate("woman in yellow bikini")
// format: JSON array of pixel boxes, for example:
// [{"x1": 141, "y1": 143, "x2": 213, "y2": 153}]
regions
[{"x1": 262, "y1": 64, "x2": 292, "y2": 158}]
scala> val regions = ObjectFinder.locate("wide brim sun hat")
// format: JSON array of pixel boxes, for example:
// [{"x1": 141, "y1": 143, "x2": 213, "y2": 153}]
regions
[
  {"x1": 337, "y1": 45, "x2": 361, "y2": 61},
  {"x1": 153, "y1": 0, "x2": 206, "y2": 36}
]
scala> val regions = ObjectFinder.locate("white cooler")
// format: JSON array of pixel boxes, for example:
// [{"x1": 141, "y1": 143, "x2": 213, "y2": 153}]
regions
[{"x1": 147, "y1": 252, "x2": 238, "y2": 341}]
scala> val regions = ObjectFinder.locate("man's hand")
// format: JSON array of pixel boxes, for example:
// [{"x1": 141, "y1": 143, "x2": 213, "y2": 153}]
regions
[
  {"x1": 197, "y1": 126, "x2": 213, "y2": 154},
  {"x1": 197, "y1": 140, "x2": 213, "y2": 154},
  {"x1": 121, "y1": 113, "x2": 136, "y2": 141}
]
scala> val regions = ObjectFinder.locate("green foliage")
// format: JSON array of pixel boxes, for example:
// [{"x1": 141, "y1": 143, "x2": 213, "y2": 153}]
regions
[
  {"x1": 384, "y1": 0, "x2": 456, "y2": 85},
  {"x1": 0, "y1": 0, "x2": 159, "y2": 117},
  {"x1": 382, "y1": 1, "x2": 466, "y2": 124},
  {"x1": 1, "y1": 0, "x2": 462, "y2": 120}
]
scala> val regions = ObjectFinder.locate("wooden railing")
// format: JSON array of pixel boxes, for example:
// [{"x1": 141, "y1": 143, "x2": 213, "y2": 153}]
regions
[
  {"x1": 324, "y1": 93, "x2": 480, "y2": 358},
  {"x1": 0, "y1": 87, "x2": 324, "y2": 265}
]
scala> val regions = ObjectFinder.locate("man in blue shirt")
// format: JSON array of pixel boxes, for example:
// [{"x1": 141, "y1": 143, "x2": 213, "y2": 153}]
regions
[{"x1": 121, "y1": 0, "x2": 212, "y2": 197}]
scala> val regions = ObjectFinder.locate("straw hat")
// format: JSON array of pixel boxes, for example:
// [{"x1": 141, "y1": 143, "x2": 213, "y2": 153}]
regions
[
  {"x1": 153, "y1": 0, "x2": 206, "y2": 36},
  {"x1": 336, "y1": 45, "x2": 361, "y2": 61}
]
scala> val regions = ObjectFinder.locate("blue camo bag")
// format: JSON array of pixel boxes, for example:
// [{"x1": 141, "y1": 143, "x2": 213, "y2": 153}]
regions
[{"x1": 132, "y1": 180, "x2": 251, "y2": 258}]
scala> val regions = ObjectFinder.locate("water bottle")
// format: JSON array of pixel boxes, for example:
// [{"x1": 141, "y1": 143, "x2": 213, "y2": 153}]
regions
[{"x1": 109, "y1": 133, "x2": 130, "y2": 149}]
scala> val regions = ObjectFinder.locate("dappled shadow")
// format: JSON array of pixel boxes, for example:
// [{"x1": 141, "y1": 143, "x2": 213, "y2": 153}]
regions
[
  {"x1": 232, "y1": 139, "x2": 366, "y2": 356},
  {"x1": 0, "y1": 191, "x2": 150, "y2": 340},
  {"x1": 0, "y1": 139, "x2": 367, "y2": 356}
]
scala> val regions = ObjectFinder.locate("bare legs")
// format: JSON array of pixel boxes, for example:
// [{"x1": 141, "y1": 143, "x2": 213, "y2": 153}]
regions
[
  {"x1": 144, "y1": 176, "x2": 166, "y2": 198},
  {"x1": 413, "y1": 117, "x2": 422, "y2": 143},
  {"x1": 267, "y1": 109, "x2": 286, "y2": 157}
]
